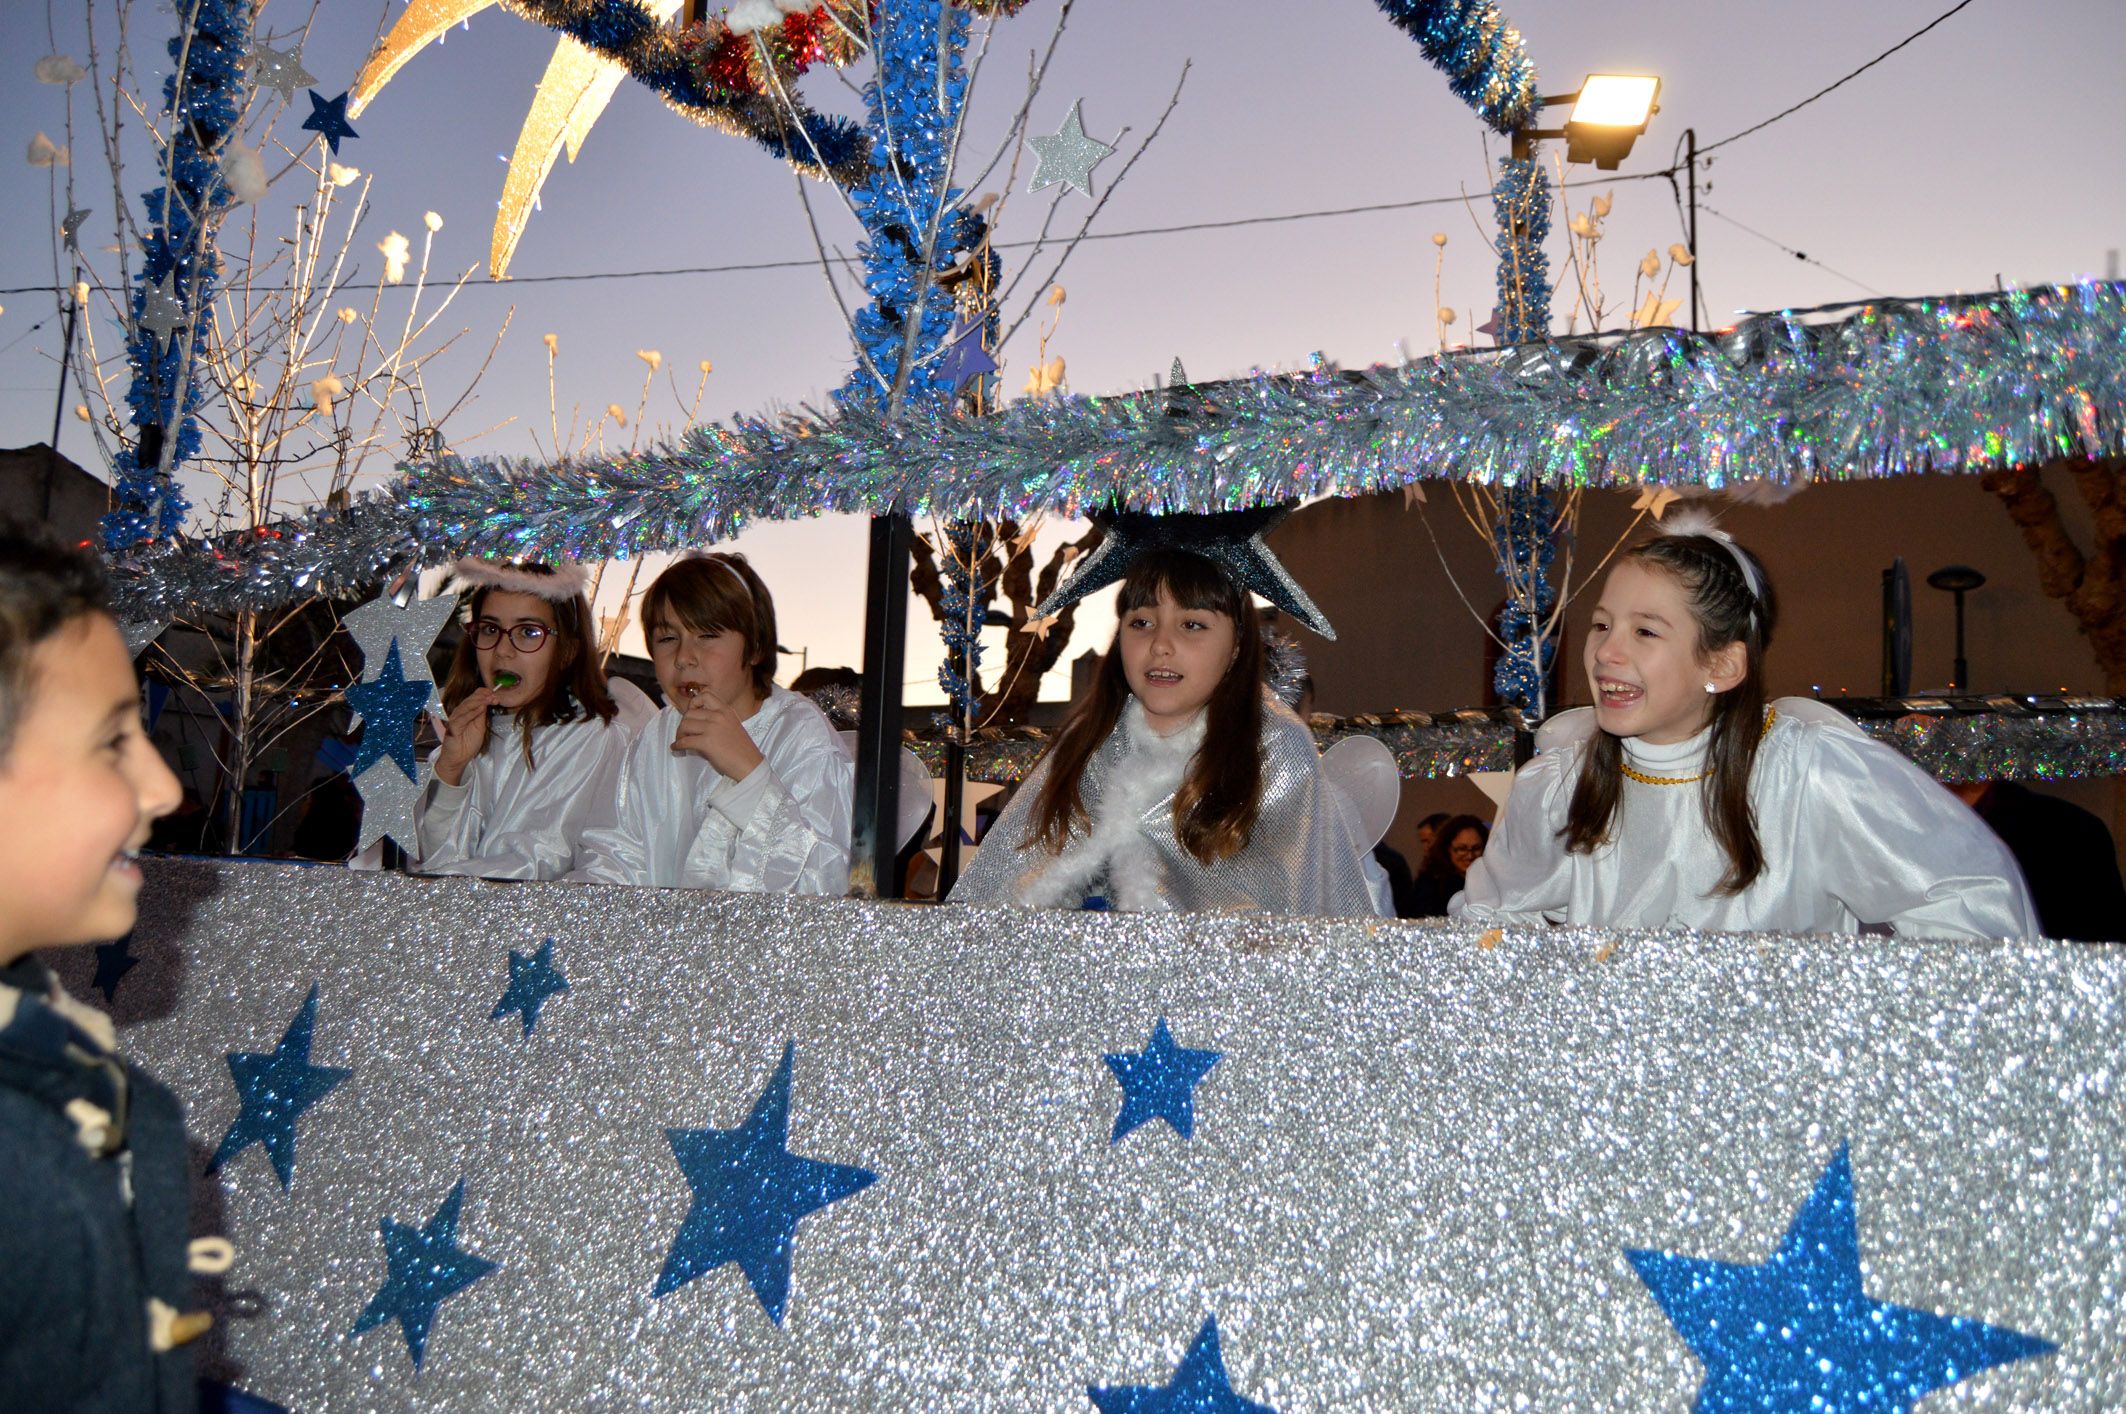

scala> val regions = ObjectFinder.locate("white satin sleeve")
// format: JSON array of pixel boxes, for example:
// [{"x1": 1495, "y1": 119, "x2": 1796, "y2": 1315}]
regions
[
  {"x1": 1795, "y1": 727, "x2": 2041, "y2": 940},
  {"x1": 415, "y1": 716, "x2": 630, "y2": 881},
  {"x1": 680, "y1": 708, "x2": 853, "y2": 895},
  {"x1": 568, "y1": 725, "x2": 660, "y2": 886},
  {"x1": 1448, "y1": 746, "x2": 1576, "y2": 926}
]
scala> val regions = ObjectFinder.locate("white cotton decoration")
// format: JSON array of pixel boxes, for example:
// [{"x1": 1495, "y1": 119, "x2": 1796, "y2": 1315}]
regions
[
  {"x1": 725, "y1": 0, "x2": 784, "y2": 34},
  {"x1": 220, "y1": 141, "x2": 268, "y2": 203},
  {"x1": 34, "y1": 55, "x2": 87, "y2": 85}
]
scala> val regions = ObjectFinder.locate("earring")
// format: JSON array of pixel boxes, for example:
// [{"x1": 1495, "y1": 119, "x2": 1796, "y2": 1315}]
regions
[{"x1": 1703, "y1": 682, "x2": 1718, "y2": 694}]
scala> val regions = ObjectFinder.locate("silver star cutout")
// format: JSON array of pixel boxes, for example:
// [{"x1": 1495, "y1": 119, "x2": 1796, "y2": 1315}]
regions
[
  {"x1": 249, "y1": 40, "x2": 317, "y2": 101},
  {"x1": 1035, "y1": 505, "x2": 1337, "y2": 640},
  {"x1": 120, "y1": 617, "x2": 168, "y2": 658},
  {"x1": 137, "y1": 272, "x2": 186, "y2": 352},
  {"x1": 354, "y1": 755, "x2": 430, "y2": 854},
  {"x1": 60, "y1": 207, "x2": 90, "y2": 252},
  {"x1": 1027, "y1": 100, "x2": 1114, "y2": 198},
  {"x1": 343, "y1": 591, "x2": 457, "y2": 717}
]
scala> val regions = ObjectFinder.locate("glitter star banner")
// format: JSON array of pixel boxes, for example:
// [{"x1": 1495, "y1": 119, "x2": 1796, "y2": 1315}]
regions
[{"x1": 68, "y1": 859, "x2": 2125, "y2": 1408}]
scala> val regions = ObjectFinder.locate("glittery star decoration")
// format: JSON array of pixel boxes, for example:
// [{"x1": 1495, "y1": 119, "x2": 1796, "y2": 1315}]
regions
[
  {"x1": 1089, "y1": 1316, "x2": 1279, "y2": 1413},
  {"x1": 137, "y1": 272, "x2": 185, "y2": 353},
  {"x1": 1028, "y1": 99, "x2": 1114, "y2": 197},
  {"x1": 1034, "y1": 505, "x2": 1338, "y2": 640},
  {"x1": 353, "y1": 755, "x2": 428, "y2": 854},
  {"x1": 1631, "y1": 292, "x2": 1684, "y2": 329},
  {"x1": 208, "y1": 984, "x2": 352, "y2": 1188},
  {"x1": 1476, "y1": 308, "x2": 1503, "y2": 343},
  {"x1": 92, "y1": 934, "x2": 139, "y2": 1002},
  {"x1": 1104, "y1": 1017, "x2": 1222, "y2": 1144},
  {"x1": 352, "y1": 1178, "x2": 499, "y2": 1370},
  {"x1": 1631, "y1": 485, "x2": 1681, "y2": 520},
  {"x1": 60, "y1": 206, "x2": 90, "y2": 252},
  {"x1": 492, "y1": 939, "x2": 569, "y2": 1036},
  {"x1": 248, "y1": 39, "x2": 317, "y2": 101},
  {"x1": 1626, "y1": 1143, "x2": 2056, "y2": 1411},
  {"x1": 937, "y1": 317, "x2": 997, "y2": 391},
  {"x1": 653, "y1": 1040, "x2": 878, "y2": 1323},
  {"x1": 345, "y1": 642, "x2": 433, "y2": 782},
  {"x1": 300, "y1": 90, "x2": 359, "y2": 154},
  {"x1": 119, "y1": 616, "x2": 168, "y2": 658},
  {"x1": 342, "y1": 591, "x2": 456, "y2": 716}
]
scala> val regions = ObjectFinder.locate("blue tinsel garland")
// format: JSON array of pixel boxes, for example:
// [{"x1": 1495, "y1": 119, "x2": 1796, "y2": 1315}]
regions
[
  {"x1": 1488, "y1": 155, "x2": 1557, "y2": 713},
  {"x1": 105, "y1": 0, "x2": 248, "y2": 548},
  {"x1": 1371, "y1": 0, "x2": 1539, "y2": 133},
  {"x1": 934, "y1": 521, "x2": 994, "y2": 717}
]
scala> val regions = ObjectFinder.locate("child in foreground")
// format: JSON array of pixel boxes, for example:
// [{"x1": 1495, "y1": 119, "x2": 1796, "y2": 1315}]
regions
[
  {"x1": 416, "y1": 559, "x2": 631, "y2": 879},
  {"x1": 573, "y1": 553, "x2": 853, "y2": 892},
  {"x1": 0, "y1": 516, "x2": 209, "y2": 1408},
  {"x1": 1451, "y1": 516, "x2": 2038, "y2": 939},
  {"x1": 948, "y1": 547, "x2": 1380, "y2": 917}
]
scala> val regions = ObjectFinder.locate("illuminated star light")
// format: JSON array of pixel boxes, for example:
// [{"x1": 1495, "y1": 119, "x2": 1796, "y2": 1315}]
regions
[{"x1": 1627, "y1": 1143, "x2": 2056, "y2": 1411}]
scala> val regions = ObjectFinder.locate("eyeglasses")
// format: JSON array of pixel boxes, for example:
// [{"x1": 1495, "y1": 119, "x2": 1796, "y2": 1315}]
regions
[
  {"x1": 1450, "y1": 843, "x2": 1485, "y2": 861},
  {"x1": 470, "y1": 621, "x2": 552, "y2": 652}
]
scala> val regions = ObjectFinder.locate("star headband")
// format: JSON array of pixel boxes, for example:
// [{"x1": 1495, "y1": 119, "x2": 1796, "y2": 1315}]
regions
[
  {"x1": 1033, "y1": 503, "x2": 1336, "y2": 639},
  {"x1": 448, "y1": 557, "x2": 591, "y2": 603}
]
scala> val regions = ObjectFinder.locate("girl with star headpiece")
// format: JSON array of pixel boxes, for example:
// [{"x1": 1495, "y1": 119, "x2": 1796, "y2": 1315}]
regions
[
  {"x1": 949, "y1": 511, "x2": 1380, "y2": 918},
  {"x1": 570, "y1": 552, "x2": 853, "y2": 894},
  {"x1": 1452, "y1": 514, "x2": 2038, "y2": 939},
  {"x1": 415, "y1": 559, "x2": 634, "y2": 880}
]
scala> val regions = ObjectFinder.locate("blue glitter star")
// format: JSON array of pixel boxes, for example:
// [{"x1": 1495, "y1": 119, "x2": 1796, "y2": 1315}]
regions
[
  {"x1": 653, "y1": 1041, "x2": 878, "y2": 1323},
  {"x1": 491, "y1": 939, "x2": 569, "y2": 1037},
  {"x1": 1105, "y1": 1017, "x2": 1222, "y2": 1144},
  {"x1": 345, "y1": 641, "x2": 432, "y2": 783},
  {"x1": 299, "y1": 89, "x2": 358, "y2": 153},
  {"x1": 938, "y1": 317, "x2": 997, "y2": 391},
  {"x1": 352, "y1": 1178, "x2": 498, "y2": 1370},
  {"x1": 1089, "y1": 1316, "x2": 1280, "y2": 1413},
  {"x1": 207, "y1": 984, "x2": 352, "y2": 1189},
  {"x1": 1626, "y1": 1143, "x2": 2056, "y2": 1412},
  {"x1": 92, "y1": 934, "x2": 138, "y2": 1001}
]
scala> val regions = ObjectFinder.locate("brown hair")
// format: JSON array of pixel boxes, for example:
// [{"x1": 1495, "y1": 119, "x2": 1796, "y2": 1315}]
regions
[
  {"x1": 0, "y1": 514, "x2": 109, "y2": 761},
  {"x1": 1561, "y1": 531, "x2": 1776, "y2": 892},
  {"x1": 1420, "y1": 813, "x2": 1489, "y2": 878},
  {"x1": 1027, "y1": 548, "x2": 1266, "y2": 866},
  {"x1": 440, "y1": 566, "x2": 616, "y2": 769},
  {"x1": 641, "y1": 553, "x2": 778, "y2": 699}
]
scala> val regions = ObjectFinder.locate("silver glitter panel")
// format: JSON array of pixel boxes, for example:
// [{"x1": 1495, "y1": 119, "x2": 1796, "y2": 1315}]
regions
[{"x1": 58, "y1": 860, "x2": 2126, "y2": 1410}]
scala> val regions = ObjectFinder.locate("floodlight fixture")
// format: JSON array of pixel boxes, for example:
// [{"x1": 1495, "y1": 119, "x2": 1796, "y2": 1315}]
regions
[{"x1": 1512, "y1": 73, "x2": 1662, "y2": 170}]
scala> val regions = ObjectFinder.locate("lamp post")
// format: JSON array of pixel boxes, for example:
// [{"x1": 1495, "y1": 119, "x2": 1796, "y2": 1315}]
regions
[{"x1": 1927, "y1": 564, "x2": 1987, "y2": 691}]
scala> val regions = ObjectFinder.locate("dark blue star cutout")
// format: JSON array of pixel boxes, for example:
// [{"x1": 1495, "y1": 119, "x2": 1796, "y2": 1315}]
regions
[
  {"x1": 938, "y1": 316, "x2": 997, "y2": 391},
  {"x1": 352, "y1": 1178, "x2": 498, "y2": 1370},
  {"x1": 299, "y1": 89, "x2": 358, "y2": 153},
  {"x1": 345, "y1": 641, "x2": 431, "y2": 783},
  {"x1": 1089, "y1": 1316, "x2": 1280, "y2": 1413},
  {"x1": 1105, "y1": 1017, "x2": 1222, "y2": 1144},
  {"x1": 653, "y1": 1040, "x2": 877, "y2": 1324},
  {"x1": 1627, "y1": 1143, "x2": 2056, "y2": 1412},
  {"x1": 208, "y1": 984, "x2": 352, "y2": 1189},
  {"x1": 491, "y1": 939, "x2": 569, "y2": 1037},
  {"x1": 92, "y1": 934, "x2": 139, "y2": 1001}
]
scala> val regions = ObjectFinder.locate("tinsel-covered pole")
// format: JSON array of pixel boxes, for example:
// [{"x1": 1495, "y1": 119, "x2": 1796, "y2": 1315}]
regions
[
  {"x1": 839, "y1": 0, "x2": 976, "y2": 897},
  {"x1": 1490, "y1": 155, "x2": 1559, "y2": 719},
  {"x1": 104, "y1": 0, "x2": 249, "y2": 548}
]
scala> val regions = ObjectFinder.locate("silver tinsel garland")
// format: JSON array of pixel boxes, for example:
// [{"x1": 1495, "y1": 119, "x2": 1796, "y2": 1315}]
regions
[{"x1": 110, "y1": 283, "x2": 2126, "y2": 622}]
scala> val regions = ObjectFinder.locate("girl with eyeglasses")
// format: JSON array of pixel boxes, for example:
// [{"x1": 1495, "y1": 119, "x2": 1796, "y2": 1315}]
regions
[{"x1": 414, "y1": 559, "x2": 630, "y2": 879}]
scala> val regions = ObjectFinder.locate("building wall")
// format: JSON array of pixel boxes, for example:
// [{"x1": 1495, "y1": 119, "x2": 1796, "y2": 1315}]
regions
[
  {"x1": 0, "y1": 443, "x2": 108, "y2": 544},
  {"x1": 1268, "y1": 468, "x2": 2123, "y2": 873}
]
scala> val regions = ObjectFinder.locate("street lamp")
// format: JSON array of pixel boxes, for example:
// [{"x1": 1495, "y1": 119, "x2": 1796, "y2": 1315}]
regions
[
  {"x1": 1511, "y1": 73, "x2": 1662, "y2": 167},
  {"x1": 1927, "y1": 564, "x2": 1987, "y2": 691}
]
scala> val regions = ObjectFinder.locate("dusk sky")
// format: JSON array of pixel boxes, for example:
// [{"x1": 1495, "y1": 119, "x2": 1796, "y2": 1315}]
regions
[{"x1": 4, "y1": 0, "x2": 2122, "y2": 702}]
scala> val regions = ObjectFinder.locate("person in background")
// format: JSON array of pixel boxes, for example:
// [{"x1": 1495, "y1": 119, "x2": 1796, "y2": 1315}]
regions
[
  {"x1": 1948, "y1": 781, "x2": 2126, "y2": 942},
  {"x1": 1413, "y1": 811, "x2": 1449, "y2": 862},
  {"x1": 1406, "y1": 813, "x2": 1490, "y2": 918},
  {"x1": 0, "y1": 515, "x2": 212, "y2": 1410}
]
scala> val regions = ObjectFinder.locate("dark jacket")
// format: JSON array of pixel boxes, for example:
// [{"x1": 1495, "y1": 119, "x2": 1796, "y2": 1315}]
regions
[
  {"x1": 1971, "y1": 783, "x2": 2126, "y2": 943},
  {"x1": 0, "y1": 956, "x2": 201, "y2": 1412}
]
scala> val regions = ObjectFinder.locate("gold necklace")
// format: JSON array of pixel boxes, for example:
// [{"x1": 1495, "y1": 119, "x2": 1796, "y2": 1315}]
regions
[{"x1": 1619, "y1": 706, "x2": 1778, "y2": 786}]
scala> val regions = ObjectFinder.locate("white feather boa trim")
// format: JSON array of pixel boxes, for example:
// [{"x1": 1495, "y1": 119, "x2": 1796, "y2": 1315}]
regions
[
  {"x1": 448, "y1": 557, "x2": 591, "y2": 603},
  {"x1": 1016, "y1": 698, "x2": 1205, "y2": 912}
]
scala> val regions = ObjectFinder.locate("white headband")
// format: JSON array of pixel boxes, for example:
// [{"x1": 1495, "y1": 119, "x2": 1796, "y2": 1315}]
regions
[
  {"x1": 679, "y1": 550, "x2": 753, "y2": 597},
  {"x1": 1657, "y1": 508, "x2": 1766, "y2": 613},
  {"x1": 449, "y1": 557, "x2": 590, "y2": 603}
]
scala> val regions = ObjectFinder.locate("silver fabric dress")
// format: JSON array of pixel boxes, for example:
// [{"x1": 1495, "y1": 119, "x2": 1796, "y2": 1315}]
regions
[
  {"x1": 571, "y1": 685, "x2": 853, "y2": 895},
  {"x1": 1451, "y1": 707, "x2": 2040, "y2": 940},
  {"x1": 414, "y1": 713, "x2": 632, "y2": 880},
  {"x1": 949, "y1": 696, "x2": 1383, "y2": 918}
]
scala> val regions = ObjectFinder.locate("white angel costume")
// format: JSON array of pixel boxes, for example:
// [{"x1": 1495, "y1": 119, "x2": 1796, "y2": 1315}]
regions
[
  {"x1": 571, "y1": 684, "x2": 853, "y2": 894},
  {"x1": 1450, "y1": 701, "x2": 2039, "y2": 940},
  {"x1": 415, "y1": 710, "x2": 632, "y2": 881},
  {"x1": 949, "y1": 695, "x2": 1383, "y2": 918}
]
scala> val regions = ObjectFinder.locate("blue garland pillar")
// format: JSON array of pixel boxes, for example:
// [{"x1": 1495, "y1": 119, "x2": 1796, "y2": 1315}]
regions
[
  {"x1": 105, "y1": 0, "x2": 248, "y2": 548},
  {"x1": 1490, "y1": 156, "x2": 1559, "y2": 719}
]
